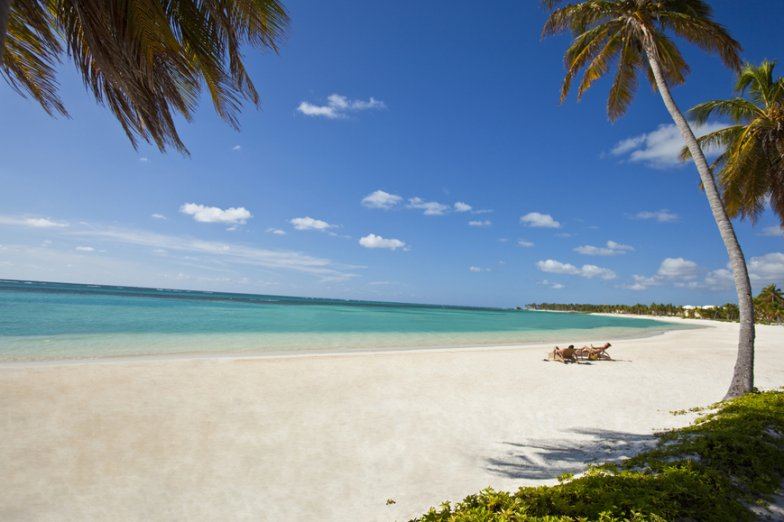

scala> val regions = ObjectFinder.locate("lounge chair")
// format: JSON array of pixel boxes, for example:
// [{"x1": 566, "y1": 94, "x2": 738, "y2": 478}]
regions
[
  {"x1": 548, "y1": 345, "x2": 578, "y2": 363},
  {"x1": 576, "y1": 342, "x2": 612, "y2": 361}
]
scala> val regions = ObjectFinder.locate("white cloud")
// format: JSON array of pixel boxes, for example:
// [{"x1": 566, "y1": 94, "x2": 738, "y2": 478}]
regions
[
  {"x1": 622, "y1": 257, "x2": 699, "y2": 290},
  {"x1": 469, "y1": 266, "x2": 491, "y2": 273},
  {"x1": 0, "y1": 216, "x2": 69, "y2": 228},
  {"x1": 232, "y1": 145, "x2": 241, "y2": 151},
  {"x1": 517, "y1": 239, "x2": 534, "y2": 248},
  {"x1": 75, "y1": 246, "x2": 95, "y2": 252},
  {"x1": 760, "y1": 226, "x2": 784, "y2": 237},
  {"x1": 536, "y1": 259, "x2": 616, "y2": 280},
  {"x1": 610, "y1": 122, "x2": 728, "y2": 168},
  {"x1": 747, "y1": 252, "x2": 784, "y2": 281},
  {"x1": 657, "y1": 257, "x2": 699, "y2": 279},
  {"x1": 297, "y1": 93, "x2": 386, "y2": 119},
  {"x1": 358, "y1": 233, "x2": 406, "y2": 250},
  {"x1": 408, "y1": 197, "x2": 449, "y2": 216},
  {"x1": 180, "y1": 203, "x2": 252, "y2": 225},
  {"x1": 151, "y1": 213, "x2": 167, "y2": 220},
  {"x1": 2, "y1": 220, "x2": 358, "y2": 282},
  {"x1": 454, "y1": 202, "x2": 472, "y2": 213},
  {"x1": 139, "y1": 157, "x2": 149, "y2": 163},
  {"x1": 290, "y1": 216, "x2": 335, "y2": 231},
  {"x1": 468, "y1": 220, "x2": 492, "y2": 228},
  {"x1": 702, "y1": 253, "x2": 784, "y2": 290},
  {"x1": 633, "y1": 209, "x2": 679, "y2": 223},
  {"x1": 266, "y1": 228, "x2": 286, "y2": 236},
  {"x1": 520, "y1": 212, "x2": 561, "y2": 228},
  {"x1": 539, "y1": 279, "x2": 565, "y2": 290},
  {"x1": 575, "y1": 240, "x2": 634, "y2": 256},
  {"x1": 362, "y1": 190, "x2": 402, "y2": 210}
]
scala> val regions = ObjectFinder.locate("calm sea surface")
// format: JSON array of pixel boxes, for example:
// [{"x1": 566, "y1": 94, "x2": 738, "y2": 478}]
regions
[{"x1": 0, "y1": 280, "x2": 686, "y2": 361}]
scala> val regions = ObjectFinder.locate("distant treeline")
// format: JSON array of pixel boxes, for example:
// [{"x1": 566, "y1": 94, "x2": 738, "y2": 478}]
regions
[{"x1": 527, "y1": 284, "x2": 784, "y2": 325}]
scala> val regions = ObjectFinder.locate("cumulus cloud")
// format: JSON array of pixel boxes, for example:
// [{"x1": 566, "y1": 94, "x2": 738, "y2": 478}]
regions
[
  {"x1": 520, "y1": 212, "x2": 561, "y2": 228},
  {"x1": 454, "y1": 202, "x2": 472, "y2": 213},
  {"x1": 266, "y1": 228, "x2": 286, "y2": 236},
  {"x1": 627, "y1": 253, "x2": 784, "y2": 292},
  {"x1": 0, "y1": 216, "x2": 69, "y2": 228},
  {"x1": 469, "y1": 266, "x2": 491, "y2": 273},
  {"x1": 358, "y1": 233, "x2": 406, "y2": 250},
  {"x1": 408, "y1": 197, "x2": 449, "y2": 216},
  {"x1": 610, "y1": 122, "x2": 728, "y2": 168},
  {"x1": 747, "y1": 252, "x2": 784, "y2": 281},
  {"x1": 151, "y1": 213, "x2": 167, "y2": 220},
  {"x1": 633, "y1": 209, "x2": 679, "y2": 223},
  {"x1": 622, "y1": 257, "x2": 699, "y2": 290},
  {"x1": 536, "y1": 259, "x2": 616, "y2": 280},
  {"x1": 517, "y1": 239, "x2": 534, "y2": 248},
  {"x1": 297, "y1": 94, "x2": 386, "y2": 119},
  {"x1": 575, "y1": 240, "x2": 634, "y2": 256},
  {"x1": 290, "y1": 217, "x2": 335, "y2": 231},
  {"x1": 657, "y1": 257, "x2": 699, "y2": 279},
  {"x1": 180, "y1": 203, "x2": 252, "y2": 225},
  {"x1": 362, "y1": 190, "x2": 402, "y2": 210},
  {"x1": 468, "y1": 220, "x2": 492, "y2": 227}
]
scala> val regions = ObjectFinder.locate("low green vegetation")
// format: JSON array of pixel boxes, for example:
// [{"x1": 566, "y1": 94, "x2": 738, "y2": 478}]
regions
[
  {"x1": 412, "y1": 390, "x2": 784, "y2": 521},
  {"x1": 527, "y1": 284, "x2": 784, "y2": 325}
]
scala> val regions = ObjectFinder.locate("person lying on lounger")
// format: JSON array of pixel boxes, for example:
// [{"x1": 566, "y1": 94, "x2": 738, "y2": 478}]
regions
[
  {"x1": 548, "y1": 345, "x2": 577, "y2": 363},
  {"x1": 575, "y1": 342, "x2": 612, "y2": 361}
]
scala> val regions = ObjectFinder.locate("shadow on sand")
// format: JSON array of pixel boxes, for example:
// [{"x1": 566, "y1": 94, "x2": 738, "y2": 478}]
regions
[{"x1": 486, "y1": 428, "x2": 657, "y2": 481}]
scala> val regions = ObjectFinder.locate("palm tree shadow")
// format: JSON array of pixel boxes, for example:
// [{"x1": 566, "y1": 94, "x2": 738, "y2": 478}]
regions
[{"x1": 486, "y1": 428, "x2": 657, "y2": 480}]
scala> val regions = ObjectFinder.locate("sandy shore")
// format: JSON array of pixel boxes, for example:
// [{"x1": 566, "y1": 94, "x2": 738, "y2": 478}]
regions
[{"x1": 1, "y1": 318, "x2": 782, "y2": 521}]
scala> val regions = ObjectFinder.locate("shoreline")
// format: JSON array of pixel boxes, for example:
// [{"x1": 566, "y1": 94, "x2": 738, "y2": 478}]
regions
[
  {"x1": 1, "y1": 319, "x2": 781, "y2": 520},
  {"x1": 0, "y1": 320, "x2": 695, "y2": 368}
]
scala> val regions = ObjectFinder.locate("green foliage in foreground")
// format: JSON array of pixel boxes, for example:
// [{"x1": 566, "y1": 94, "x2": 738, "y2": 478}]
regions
[{"x1": 412, "y1": 390, "x2": 784, "y2": 521}]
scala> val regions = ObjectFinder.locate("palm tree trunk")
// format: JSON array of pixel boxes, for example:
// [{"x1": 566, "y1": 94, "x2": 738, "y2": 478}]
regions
[
  {"x1": 642, "y1": 34, "x2": 755, "y2": 400},
  {"x1": 0, "y1": 0, "x2": 9, "y2": 67}
]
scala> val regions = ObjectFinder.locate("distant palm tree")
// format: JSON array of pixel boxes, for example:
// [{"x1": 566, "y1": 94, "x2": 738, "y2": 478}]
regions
[
  {"x1": 542, "y1": 0, "x2": 755, "y2": 399},
  {"x1": 754, "y1": 284, "x2": 784, "y2": 324},
  {"x1": 0, "y1": 0, "x2": 288, "y2": 154},
  {"x1": 683, "y1": 61, "x2": 784, "y2": 227}
]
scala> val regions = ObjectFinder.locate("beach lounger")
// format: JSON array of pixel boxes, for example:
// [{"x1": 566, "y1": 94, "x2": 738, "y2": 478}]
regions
[
  {"x1": 576, "y1": 342, "x2": 612, "y2": 361},
  {"x1": 547, "y1": 345, "x2": 578, "y2": 363}
]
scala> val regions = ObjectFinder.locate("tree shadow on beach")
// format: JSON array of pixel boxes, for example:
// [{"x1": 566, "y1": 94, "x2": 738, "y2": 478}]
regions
[{"x1": 486, "y1": 428, "x2": 657, "y2": 481}]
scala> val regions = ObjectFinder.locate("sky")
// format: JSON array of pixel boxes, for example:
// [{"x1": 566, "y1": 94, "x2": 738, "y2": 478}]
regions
[{"x1": 1, "y1": 1, "x2": 783, "y2": 308}]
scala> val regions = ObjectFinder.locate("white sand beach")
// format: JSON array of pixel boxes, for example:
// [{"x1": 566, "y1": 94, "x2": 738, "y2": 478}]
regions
[{"x1": 1, "y1": 318, "x2": 782, "y2": 521}]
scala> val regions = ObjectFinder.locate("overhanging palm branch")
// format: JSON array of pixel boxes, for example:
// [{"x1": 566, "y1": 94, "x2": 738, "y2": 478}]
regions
[{"x1": 1, "y1": 0, "x2": 288, "y2": 154}]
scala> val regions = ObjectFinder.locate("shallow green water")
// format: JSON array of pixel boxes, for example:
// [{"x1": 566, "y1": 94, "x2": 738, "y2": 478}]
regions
[{"x1": 0, "y1": 280, "x2": 685, "y2": 360}]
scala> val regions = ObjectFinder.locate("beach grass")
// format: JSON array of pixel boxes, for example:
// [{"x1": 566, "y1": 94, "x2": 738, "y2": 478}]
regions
[{"x1": 413, "y1": 389, "x2": 784, "y2": 521}]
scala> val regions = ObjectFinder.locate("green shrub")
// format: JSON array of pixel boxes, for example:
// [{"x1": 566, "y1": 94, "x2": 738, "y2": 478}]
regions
[{"x1": 412, "y1": 390, "x2": 784, "y2": 521}]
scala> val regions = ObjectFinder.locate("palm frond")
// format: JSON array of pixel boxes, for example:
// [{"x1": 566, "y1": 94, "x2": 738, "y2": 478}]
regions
[
  {"x1": 689, "y1": 99, "x2": 764, "y2": 125},
  {"x1": 1, "y1": 0, "x2": 66, "y2": 116},
  {"x1": 1, "y1": 0, "x2": 289, "y2": 154}
]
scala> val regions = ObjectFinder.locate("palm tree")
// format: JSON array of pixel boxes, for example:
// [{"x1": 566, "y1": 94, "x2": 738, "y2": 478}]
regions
[
  {"x1": 0, "y1": 0, "x2": 288, "y2": 154},
  {"x1": 542, "y1": 0, "x2": 755, "y2": 399},
  {"x1": 754, "y1": 284, "x2": 784, "y2": 324},
  {"x1": 683, "y1": 61, "x2": 784, "y2": 227}
]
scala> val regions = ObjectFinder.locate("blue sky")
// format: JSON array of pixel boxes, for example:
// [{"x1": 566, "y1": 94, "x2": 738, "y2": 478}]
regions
[{"x1": 1, "y1": 1, "x2": 783, "y2": 307}]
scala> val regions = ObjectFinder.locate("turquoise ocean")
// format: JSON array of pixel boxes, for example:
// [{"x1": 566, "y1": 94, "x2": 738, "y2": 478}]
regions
[{"x1": 0, "y1": 279, "x2": 685, "y2": 361}]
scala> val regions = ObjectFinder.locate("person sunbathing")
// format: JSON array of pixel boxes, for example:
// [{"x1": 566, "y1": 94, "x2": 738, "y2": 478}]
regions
[
  {"x1": 575, "y1": 342, "x2": 612, "y2": 360},
  {"x1": 548, "y1": 345, "x2": 577, "y2": 363}
]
